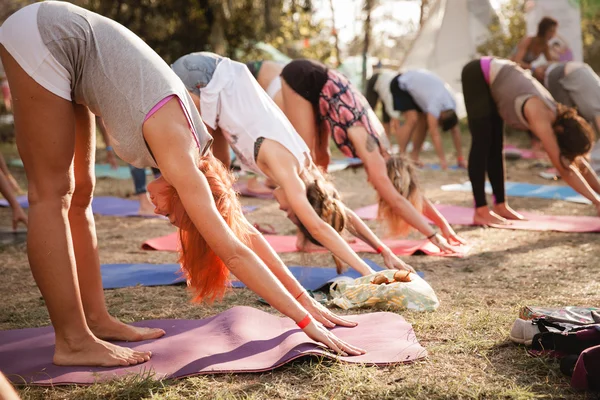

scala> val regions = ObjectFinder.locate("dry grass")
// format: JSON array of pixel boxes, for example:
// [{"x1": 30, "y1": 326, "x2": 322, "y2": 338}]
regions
[{"x1": 1, "y1": 133, "x2": 599, "y2": 400}]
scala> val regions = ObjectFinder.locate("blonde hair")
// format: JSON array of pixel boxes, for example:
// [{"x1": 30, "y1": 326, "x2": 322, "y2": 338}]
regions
[{"x1": 377, "y1": 155, "x2": 423, "y2": 237}]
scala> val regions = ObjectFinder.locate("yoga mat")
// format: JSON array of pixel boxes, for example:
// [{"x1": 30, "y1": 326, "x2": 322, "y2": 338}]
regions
[
  {"x1": 441, "y1": 181, "x2": 591, "y2": 204},
  {"x1": 0, "y1": 306, "x2": 427, "y2": 385},
  {"x1": 101, "y1": 259, "x2": 425, "y2": 291},
  {"x1": 142, "y1": 233, "x2": 468, "y2": 257},
  {"x1": 504, "y1": 144, "x2": 542, "y2": 160},
  {"x1": 355, "y1": 204, "x2": 600, "y2": 233},
  {"x1": 423, "y1": 164, "x2": 462, "y2": 171},
  {"x1": 233, "y1": 182, "x2": 274, "y2": 199},
  {"x1": 0, "y1": 196, "x2": 256, "y2": 216},
  {"x1": 0, "y1": 227, "x2": 27, "y2": 246},
  {"x1": 7, "y1": 160, "x2": 152, "y2": 180}
]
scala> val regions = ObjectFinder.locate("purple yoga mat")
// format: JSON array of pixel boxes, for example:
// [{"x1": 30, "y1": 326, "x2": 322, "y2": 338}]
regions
[{"x1": 1, "y1": 306, "x2": 426, "y2": 386}]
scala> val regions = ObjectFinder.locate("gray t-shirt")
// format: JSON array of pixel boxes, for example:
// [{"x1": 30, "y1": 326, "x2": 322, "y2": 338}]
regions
[
  {"x1": 37, "y1": 1, "x2": 212, "y2": 168},
  {"x1": 397, "y1": 69, "x2": 456, "y2": 118}
]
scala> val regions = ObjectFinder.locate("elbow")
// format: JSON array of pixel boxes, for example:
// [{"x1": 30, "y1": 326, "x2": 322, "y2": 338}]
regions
[{"x1": 303, "y1": 220, "x2": 331, "y2": 243}]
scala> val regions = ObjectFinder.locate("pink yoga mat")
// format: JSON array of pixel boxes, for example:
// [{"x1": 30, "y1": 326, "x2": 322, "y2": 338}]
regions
[
  {"x1": 1, "y1": 306, "x2": 426, "y2": 385},
  {"x1": 504, "y1": 144, "x2": 543, "y2": 160},
  {"x1": 354, "y1": 204, "x2": 600, "y2": 233},
  {"x1": 233, "y1": 182, "x2": 274, "y2": 199},
  {"x1": 142, "y1": 232, "x2": 468, "y2": 257}
]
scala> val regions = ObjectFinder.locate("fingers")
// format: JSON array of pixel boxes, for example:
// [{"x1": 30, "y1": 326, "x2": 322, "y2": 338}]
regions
[
  {"x1": 324, "y1": 312, "x2": 357, "y2": 327},
  {"x1": 331, "y1": 335, "x2": 366, "y2": 356}
]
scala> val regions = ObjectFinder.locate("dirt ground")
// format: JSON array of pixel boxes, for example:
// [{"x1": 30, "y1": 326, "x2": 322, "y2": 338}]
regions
[{"x1": 1, "y1": 134, "x2": 599, "y2": 400}]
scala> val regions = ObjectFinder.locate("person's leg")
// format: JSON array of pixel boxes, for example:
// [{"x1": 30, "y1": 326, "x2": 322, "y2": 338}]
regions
[
  {"x1": 395, "y1": 110, "x2": 418, "y2": 153},
  {"x1": 281, "y1": 79, "x2": 324, "y2": 168},
  {"x1": 409, "y1": 112, "x2": 428, "y2": 166},
  {"x1": 487, "y1": 113, "x2": 524, "y2": 220},
  {"x1": 129, "y1": 165, "x2": 155, "y2": 215},
  {"x1": 461, "y1": 59, "x2": 506, "y2": 225},
  {"x1": 70, "y1": 105, "x2": 165, "y2": 340},
  {"x1": 2, "y1": 45, "x2": 150, "y2": 367}
]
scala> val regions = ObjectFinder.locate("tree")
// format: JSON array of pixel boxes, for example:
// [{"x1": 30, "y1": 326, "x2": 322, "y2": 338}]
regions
[{"x1": 476, "y1": 0, "x2": 525, "y2": 59}]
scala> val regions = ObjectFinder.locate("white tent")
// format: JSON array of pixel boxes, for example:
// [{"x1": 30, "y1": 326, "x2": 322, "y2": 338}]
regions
[{"x1": 399, "y1": 0, "x2": 499, "y2": 118}]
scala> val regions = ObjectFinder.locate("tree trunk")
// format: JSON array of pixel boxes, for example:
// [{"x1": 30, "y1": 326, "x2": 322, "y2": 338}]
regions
[
  {"x1": 419, "y1": 0, "x2": 429, "y2": 28},
  {"x1": 329, "y1": 0, "x2": 342, "y2": 67},
  {"x1": 208, "y1": 1, "x2": 227, "y2": 55},
  {"x1": 362, "y1": 0, "x2": 372, "y2": 90}
]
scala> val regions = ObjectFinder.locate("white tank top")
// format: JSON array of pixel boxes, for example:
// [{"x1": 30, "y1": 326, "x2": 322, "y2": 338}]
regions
[{"x1": 200, "y1": 58, "x2": 310, "y2": 176}]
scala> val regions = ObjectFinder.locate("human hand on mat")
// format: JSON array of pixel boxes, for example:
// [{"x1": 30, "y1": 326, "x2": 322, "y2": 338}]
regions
[
  {"x1": 381, "y1": 250, "x2": 415, "y2": 273},
  {"x1": 302, "y1": 318, "x2": 366, "y2": 356},
  {"x1": 440, "y1": 226, "x2": 467, "y2": 246},
  {"x1": 428, "y1": 233, "x2": 456, "y2": 254},
  {"x1": 298, "y1": 293, "x2": 358, "y2": 329},
  {"x1": 12, "y1": 205, "x2": 28, "y2": 230}
]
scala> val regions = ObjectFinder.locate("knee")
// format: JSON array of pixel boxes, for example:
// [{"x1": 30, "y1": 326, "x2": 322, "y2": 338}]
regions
[
  {"x1": 28, "y1": 176, "x2": 75, "y2": 209},
  {"x1": 71, "y1": 175, "x2": 95, "y2": 209}
]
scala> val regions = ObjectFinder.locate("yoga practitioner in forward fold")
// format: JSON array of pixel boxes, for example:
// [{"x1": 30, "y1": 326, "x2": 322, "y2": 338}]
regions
[
  {"x1": 387, "y1": 69, "x2": 465, "y2": 170},
  {"x1": 511, "y1": 17, "x2": 558, "y2": 69},
  {"x1": 462, "y1": 57, "x2": 600, "y2": 225},
  {"x1": 533, "y1": 62, "x2": 600, "y2": 134},
  {"x1": 0, "y1": 1, "x2": 363, "y2": 368},
  {"x1": 276, "y1": 59, "x2": 466, "y2": 254},
  {"x1": 365, "y1": 68, "x2": 401, "y2": 136},
  {"x1": 171, "y1": 52, "x2": 414, "y2": 275}
]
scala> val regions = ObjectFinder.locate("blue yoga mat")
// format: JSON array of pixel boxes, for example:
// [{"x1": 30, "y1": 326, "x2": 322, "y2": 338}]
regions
[
  {"x1": 0, "y1": 196, "x2": 257, "y2": 217},
  {"x1": 101, "y1": 259, "x2": 424, "y2": 291},
  {"x1": 7, "y1": 160, "x2": 150, "y2": 180},
  {"x1": 424, "y1": 164, "x2": 462, "y2": 171},
  {"x1": 441, "y1": 181, "x2": 591, "y2": 204}
]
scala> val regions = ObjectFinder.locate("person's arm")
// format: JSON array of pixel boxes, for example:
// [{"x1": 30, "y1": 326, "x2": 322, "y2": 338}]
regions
[
  {"x1": 511, "y1": 37, "x2": 533, "y2": 69},
  {"x1": 343, "y1": 207, "x2": 415, "y2": 272},
  {"x1": 531, "y1": 115, "x2": 600, "y2": 211},
  {"x1": 576, "y1": 158, "x2": 600, "y2": 195},
  {"x1": 450, "y1": 125, "x2": 466, "y2": 167},
  {"x1": 426, "y1": 113, "x2": 447, "y2": 169},
  {"x1": 96, "y1": 117, "x2": 118, "y2": 169},
  {"x1": 0, "y1": 152, "x2": 22, "y2": 194},
  {"x1": 144, "y1": 105, "x2": 363, "y2": 355},
  {"x1": 422, "y1": 198, "x2": 466, "y2": 245},
  {"x1": 208, "y1": 126, "x2": 231, "y2": 168},
  {"x1": 349, "y1": 130, "x2": 456, "y2": 253},
  {"x1": 244, "y1": 223, "x2": 359, "y2": 327},
  {"x1": 542, "y1": 44, "x2": 555, "y2": 63},
  {"x1": 0, "y1": 168, "x2": 27, "y2": 230}
]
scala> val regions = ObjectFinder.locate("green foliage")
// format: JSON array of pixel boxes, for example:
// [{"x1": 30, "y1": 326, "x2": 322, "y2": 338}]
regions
[
  {"x1": 476, "y1": 0, "x2": 525, "y2": 59},
  {"x1": 67, "y1": 0, "x2": 331, "y2": 64}
]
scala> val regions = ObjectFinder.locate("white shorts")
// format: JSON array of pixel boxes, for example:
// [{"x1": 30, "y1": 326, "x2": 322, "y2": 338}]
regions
[{"x1": 0, "y1": 3, "x2": 72, "y2": 101}]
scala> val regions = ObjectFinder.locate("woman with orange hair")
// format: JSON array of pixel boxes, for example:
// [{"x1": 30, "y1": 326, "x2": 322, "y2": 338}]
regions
[
  {"x1": 0, "y1": 2, "x2": 363, "y2": 368},
  {"x1": 171, "y1": 52, "x2": 415, "y2": 275}
]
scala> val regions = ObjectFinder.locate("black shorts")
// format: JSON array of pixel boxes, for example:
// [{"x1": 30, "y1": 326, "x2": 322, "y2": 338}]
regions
[{"x1": 390, "y1": 74, "x2": 423, "y2": 113}]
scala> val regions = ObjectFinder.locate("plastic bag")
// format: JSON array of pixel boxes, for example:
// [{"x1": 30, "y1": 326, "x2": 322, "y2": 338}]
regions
[{"x1": 329, "y1": 270, "x2": 439, "y2": 312}]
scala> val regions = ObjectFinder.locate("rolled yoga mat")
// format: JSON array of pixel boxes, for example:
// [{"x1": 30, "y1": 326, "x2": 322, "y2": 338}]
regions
[
  {"x1": 0, "y1": 196, "x2": 256, "y2": 217},
  {"x1": 142, "y1": 232, "x2": 469, "y2": 257},
  {"x1": 0, "y1": 306, "x2": 427, "y2": 385},
  {"x1": 440, "y1": 181, "x2": 591, "y2": 204},
  {"x1": 100, "y1": 259, "x2": 424, "y2": 291},
  {"x1": 354, "y1": 204, "x2": 600, "y2": 233}
]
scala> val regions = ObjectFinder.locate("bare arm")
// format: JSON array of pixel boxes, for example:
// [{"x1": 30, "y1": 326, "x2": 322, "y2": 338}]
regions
[
  {"x1": 576, "y1": 158, "x2": 600, "y2": 195},
  {"x1": 268, "y1": 156, "x2": 374, "y2": 276},
  {"x1": 0, "y1": 166, "x2": 27, "y2": 229},
  {"x1": 511, "y1": 37, "x2": 533, "y2": 69},
  {"x1": 96, "y1": 117, "x2": 118, "y2": 169},
  {"x1": 531, "y1": 115, "x2": 600, "y2": 205},
  {"x1": 450, "y1": 125, "x2": 465, "y2": 162},
  {"x1": 426, "y1": 113, "x2": 447, "y2": 168}
]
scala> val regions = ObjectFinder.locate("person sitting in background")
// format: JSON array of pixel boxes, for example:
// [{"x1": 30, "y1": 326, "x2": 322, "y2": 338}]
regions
[
  {"x1": 389, "y1": 69, "x2": 466, "y2": 169},
  {"x1": 511, "y1": 16, "x2": 558, "y2": 70}
]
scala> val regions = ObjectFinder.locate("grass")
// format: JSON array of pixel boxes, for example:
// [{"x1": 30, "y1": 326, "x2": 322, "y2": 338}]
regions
[{"x1": 1, "y1": 130, "x2": 599, "y2": 399}]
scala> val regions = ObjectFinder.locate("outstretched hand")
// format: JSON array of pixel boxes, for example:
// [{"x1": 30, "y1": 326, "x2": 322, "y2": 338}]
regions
[
  {"x1": 440, "y1": 226, "x2": 467, "y2": 246},
  {"x1": 381, "y1": 249, "x2": 416, "y2": 273},
  {"x1": 106, "y1": 151, "x2": 118, "y2": 170},
  {"x1": 298, "y1": 293, "x2": 356, "y2": 329},
  {"x1": 429, "y1": 233, "x2": 458, "y2": 254},
  {"x1": 302, "y1": 318, "x2": 366, "y2": 356}
]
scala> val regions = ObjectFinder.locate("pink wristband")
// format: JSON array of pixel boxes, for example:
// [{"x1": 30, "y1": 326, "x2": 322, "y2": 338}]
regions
[
  {"x1": 376, "y1": 246, "x2": 384, "y2": 254},
  {"x1": 297, "y1": 314, "x2": 311, "y2": 329},
  {"x1": 295, "y1": 291, "x2": 306, "y2": 300}
]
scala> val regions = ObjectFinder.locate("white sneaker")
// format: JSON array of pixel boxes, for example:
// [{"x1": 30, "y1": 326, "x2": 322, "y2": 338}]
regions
[{"x1": 509, "y1": 318, "x2": 541, "y2": 346}]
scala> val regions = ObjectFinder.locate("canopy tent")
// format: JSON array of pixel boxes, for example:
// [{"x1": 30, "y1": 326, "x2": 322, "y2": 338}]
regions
[{"x1": 399, "y1": 0, "x2": 499, "y2": 118}]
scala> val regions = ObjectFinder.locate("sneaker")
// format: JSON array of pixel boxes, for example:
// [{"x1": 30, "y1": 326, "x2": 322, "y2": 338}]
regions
[{"x1": 509, "y1": 318, "x2": 541, "y2": 346}]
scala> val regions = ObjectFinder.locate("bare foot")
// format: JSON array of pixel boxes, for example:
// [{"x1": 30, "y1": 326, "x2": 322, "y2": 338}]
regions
[
  {"x1": 474, "y1": 207, "x2": 508, "y2": 226},
  {"x1": 247, "y1": 177, "x2": 273, "y2": 195},
  {"x1": 138, "y1": 193, "x2": 156, "y2": 216},
  {"x1": 88, "y1": 315, "x2": 165, "y2": 342},
  {"x1": 493, "y1": 203, "x2": 525, "y2": 220},
  {"x1": 54, "y1": 335, "x2": 152, "y2": 367}
]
